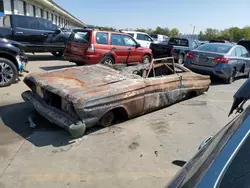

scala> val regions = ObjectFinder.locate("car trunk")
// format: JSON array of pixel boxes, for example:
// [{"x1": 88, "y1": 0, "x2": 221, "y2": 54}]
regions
[
  {"x1": 66, "y1": 30, "x2": 91, "y2": 55},
  {"x1": 190, "y1": 51, "x2": 225, "y2": 67}
]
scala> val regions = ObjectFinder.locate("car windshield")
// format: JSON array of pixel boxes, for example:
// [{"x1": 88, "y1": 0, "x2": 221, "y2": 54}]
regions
[
  {"x1": 197, "y1": 43, "x2": 232, "y2": 53},
  {"x1": 168, "y1": 38, "x2": 188, "y2": 46},
  {"x1": 68, "y1": 30, "x2": 90, "y2": 43}
]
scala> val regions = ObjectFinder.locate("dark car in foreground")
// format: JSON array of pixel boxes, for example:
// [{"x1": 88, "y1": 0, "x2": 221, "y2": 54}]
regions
[
  {"x1": 150, "y1": 37, "x2": 200, "y2": 64},
  {"x1": 21, "y1": 57, "x2": 210, "y2": 138},
  {"x1": 185, "y1": 43, "x2": 250, "y2": 84},
  {"x1": 0, "y1": 15, "x2": 71, "y2": 57},
  {"x1": 167, "y1": 78, "x2": 250, "y2": 188},
  {"x1": 0, "y1": 38, "x2": 27, "y2": 87}
]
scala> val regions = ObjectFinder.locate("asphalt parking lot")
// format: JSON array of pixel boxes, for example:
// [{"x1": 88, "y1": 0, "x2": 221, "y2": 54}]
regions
[{"x1": 0, "y1": 53, "x2": 245, "y2": 188}]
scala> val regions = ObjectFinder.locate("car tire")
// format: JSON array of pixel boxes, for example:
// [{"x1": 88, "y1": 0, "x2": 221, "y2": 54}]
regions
[
  {"x1": 75, "y1": 62, "x2": 85, "y2": 66},
  {"x1": 52, "y1": 52, "x2": 63, "y2": 57},
  {"x1": 0, "y1": 58, "x2": 18, "y2": 87},
  {"x1": 178, "y1": 54, "x2": 184, "y2": 64},
  {"x1": 142, "y1": 55, "x2": 151, "y2": 64},
  {"x1": 103, "y1": 57, "x2": 114, "y2": 66},
  {"x1": 100, "y1": 111, "x2": 114, "y2": 127},
  {"x1": 244, "y1": 69, "x2": 250, "y2": 78},
  {"x1": 225, "y1": 71, "x2": 235, "y2": 84}
]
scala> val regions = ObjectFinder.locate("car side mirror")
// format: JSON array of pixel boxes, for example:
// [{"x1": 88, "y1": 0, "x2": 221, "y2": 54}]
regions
[
  {"x1": 54, "y1": 29, "x2": 61, "y2": 34},
  {"x1": 136, "y1": 43, "x2": 141, "y2": 48}
]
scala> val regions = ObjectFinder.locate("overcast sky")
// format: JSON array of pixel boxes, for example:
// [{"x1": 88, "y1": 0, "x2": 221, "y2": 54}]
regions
[{"x1": 54, "y1": 0, "x2": 250, "y2": 34}]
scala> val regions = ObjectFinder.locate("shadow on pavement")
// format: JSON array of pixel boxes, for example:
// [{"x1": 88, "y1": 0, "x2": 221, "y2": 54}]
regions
[
  {"x1": 0, "y1": 102, "x2": 108, "y2": 147},
  {"x1": 40, "y1": 64, "x2": 75, "y2": 71},
  {"x1": 172, "y1": 160, "x2": 187, "y2": 167},
  {"x1": 27, "y1": 54, "x2": 67, "y2": 62},
  {"x1": 0, "y1": 102, "x2": 73, "y2": 147}
]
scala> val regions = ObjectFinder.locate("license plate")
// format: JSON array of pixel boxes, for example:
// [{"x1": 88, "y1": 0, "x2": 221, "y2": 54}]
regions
[{"x1": 71, "y1": 46, "x2": 82, "y2": 53}]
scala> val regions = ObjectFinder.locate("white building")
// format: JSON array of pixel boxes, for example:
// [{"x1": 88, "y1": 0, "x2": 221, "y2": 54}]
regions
[{"x1": 0, "y1": 0, "x2": 85, "y2": 28}]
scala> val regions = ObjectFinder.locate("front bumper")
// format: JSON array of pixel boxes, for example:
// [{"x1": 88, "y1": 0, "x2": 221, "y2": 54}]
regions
[{"x1": 22, "y1": 91, "x2": 86, "y2": 138}]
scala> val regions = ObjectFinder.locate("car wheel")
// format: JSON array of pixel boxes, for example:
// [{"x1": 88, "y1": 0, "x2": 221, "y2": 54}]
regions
[
  {"x1": 0, "y1": 58, "x2": 18, "y2": 87},
  {"x1": 100, "y1": 111, "x2": 114, "y2": 127},
  {"x1": 244, "y1": 69, "x2": 250, "y2": 78},
  {"x1": 225, "y1": 71, "x2": 235, "y2": 84},
  {"x1": 52, "y1": 52, "x2": 63, "y2": 57},
  {"x1": 103, "y1": 57, "x2": 114, "y2": 66},
  {"x1": 178, "y1": 54, "x2": 184, "y2": 64},
  {"x1": 75, "y1": 62, "x2": 84, "y2": 66},
  {"x1": 142, "y1": 55, "x2": 151, "y2": 64}
]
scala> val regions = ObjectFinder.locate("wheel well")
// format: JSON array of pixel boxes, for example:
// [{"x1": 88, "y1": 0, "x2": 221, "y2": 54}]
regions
[
  {"x1": 0, "y1": 53, "x2": 18, "y2": 68},
  {"x1": 110, "y1": 107, "x2": 129, "y2": 122},
  {"x1": 189, "y1": 91, "x2": 197, "y2": 98},
  {"x1": 104, "y1": 54, "x2": 114, "y2": 60}
]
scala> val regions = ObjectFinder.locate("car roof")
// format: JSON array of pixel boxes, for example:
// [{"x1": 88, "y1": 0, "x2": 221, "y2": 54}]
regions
[
  {"x1": 122, "y1": 31, "x2": 149, "y2": 35},
  {"x1": 73, "y1": 29, "x2": 131, "y2": 35}
]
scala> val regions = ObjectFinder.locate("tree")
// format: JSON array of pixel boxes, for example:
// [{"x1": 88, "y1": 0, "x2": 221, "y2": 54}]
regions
[{"x1": 170, "y1": 28, "x2": 179, "y2": 37}]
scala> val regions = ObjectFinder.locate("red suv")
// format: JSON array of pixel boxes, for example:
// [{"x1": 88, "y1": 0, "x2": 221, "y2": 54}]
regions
[{"x1": 64, "y1": 29, "x2": 152, "y2": 65}]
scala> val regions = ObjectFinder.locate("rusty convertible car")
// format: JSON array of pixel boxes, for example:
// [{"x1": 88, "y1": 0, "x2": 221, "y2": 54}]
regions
[{"x1": 22, "y1": 58, "x2": 211, "y2": 137}]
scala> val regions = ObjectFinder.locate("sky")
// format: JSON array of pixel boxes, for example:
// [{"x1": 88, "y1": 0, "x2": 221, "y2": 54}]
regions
[{"x1": 54, "y1": 0, "x2": 250, "y2": 34}]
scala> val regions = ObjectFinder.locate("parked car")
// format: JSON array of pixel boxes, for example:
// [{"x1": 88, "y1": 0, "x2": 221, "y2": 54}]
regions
[
  {"x1": 209, "y1": 39, "x2": 231, "y2": 43},
  {"x1": 166, "y1": 78, "x2": 250, "y2": 188},
  {"x1": 21, "y1": 57, "x2": 210, "y2": 138},
  {"x1": 64, "y1": 29, "x2": 152, "y2": 66},
  {"x1": 150, "y1": 34, "x2": 169, "y2": 42},
  {"x1": 150, "y1": 37, "x2": 199, "y2": 63},
  {"x1": 150, "y1": 42, "x2": 173, "y2": 59},
  {"x1": 0, "y1": 38, "x2": 28, "y2": 87},
  {"x1": 0, "y1": 15, "x2": 71, "y2": 57},
  {"x1": 122, "y1": 31, "x2": 154, "y2": 48},
  {"x1": 237, "y1": 40, "x2": 250, "y2": 53},
  {"x1": 184, "y1": 43, "x2": 250, "y2": 84}
]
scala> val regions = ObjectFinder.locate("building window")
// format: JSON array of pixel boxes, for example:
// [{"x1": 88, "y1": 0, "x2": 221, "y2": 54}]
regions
[
  {"x1": 0, "y1": 0, "x2": 4, "y2": 14},
  {"x1": 11, "y1": 0, "x2": 14, "y2": 14},
  {"x1": 46, "y1": 11, "x2": 49, "y2": 19},
  {"x1": 23, "y1": 1, "x2": 27, "y2": 15},
  {"x1": 41, "y1": 8, "x2": 43, "y2": 18},
  {"x1": 51, "y1": 13, "x2": 53, "y2": 22},
  {"x1": 55, "y1": 15, "x2": 57, "y2": 25},
  {"x1": 58, "y1": 16, "x2": 60, "y2": 26},
  {"x1": 33, "y1": 5, "x2": 36, "y2": 16}
]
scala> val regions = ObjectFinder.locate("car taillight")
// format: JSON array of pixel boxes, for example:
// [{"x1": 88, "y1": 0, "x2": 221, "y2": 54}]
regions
[
  {"x1": 186, "y1": 52, "x2": 195, "y2": 59},
  {"x1": 213, "y1": 57, "x2": 230, "y2": 63},
  {"x1": 87, "y1": 44, "x2": 95, "y2": 53}
]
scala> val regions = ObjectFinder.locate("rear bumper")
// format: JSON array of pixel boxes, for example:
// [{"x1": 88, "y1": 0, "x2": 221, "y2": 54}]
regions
[
  {"x1": 185, "y1": 63, "x2": 232, "y2": 79},
  {"x1": 64, "y1": 52, "x2": 101, "y2": 64},
  {"x1": 22, "y1": 91, "x2": 86, "y2": 138}
]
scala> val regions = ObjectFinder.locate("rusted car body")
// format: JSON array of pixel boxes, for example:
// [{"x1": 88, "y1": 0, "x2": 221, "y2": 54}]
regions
[{"x1": 22, "y1": 57, "x2": 211, "y2": 137}]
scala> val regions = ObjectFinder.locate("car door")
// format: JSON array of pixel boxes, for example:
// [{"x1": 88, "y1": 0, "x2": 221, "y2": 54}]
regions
[
  {"x1": 110, "y1": 33, "x2": 130, "y2": 64},
  {"x1": 36, "y1": 18, "x2": 55, "y2": 46},
  {"x1": 143, "y1": 64, "x2": 181, "y2": 113},
  {"x1": 240, "y1": 47, "x2": 250, "y2": 75},
  {"x1": 136, "y1": 33, "x2": 153, "y2": 48},
  {"x1": 122, "y1": 34, "x2": 142, "y2": 63},
  {"x1": 232, "y1": 47, "x2": 245, "y2": 75},
  {"x1": 13, "y1": 16, "x2": 45, "y2": 48}
]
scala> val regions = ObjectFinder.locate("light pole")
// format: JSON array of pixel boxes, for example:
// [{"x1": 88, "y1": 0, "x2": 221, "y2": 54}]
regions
[{"x1": 190, "y1": 24, "x2": 196, "y2": 39}]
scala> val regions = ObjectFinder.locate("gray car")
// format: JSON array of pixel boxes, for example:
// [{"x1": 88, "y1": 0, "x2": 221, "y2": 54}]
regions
[{"x1": 184, "y1": 43, "x2": 250, "y2": 84}]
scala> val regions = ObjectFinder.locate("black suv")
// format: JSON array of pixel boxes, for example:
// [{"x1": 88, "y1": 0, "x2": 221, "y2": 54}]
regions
[
  {"x1": 0, "y1": 15, "x2": 71, "y2": 57},
  {"x1": 237, "y1": 40, "x2": 250, "y2": 53}
]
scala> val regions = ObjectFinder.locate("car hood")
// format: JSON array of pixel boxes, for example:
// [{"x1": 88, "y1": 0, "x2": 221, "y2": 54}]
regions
[
  {"x1": 23, "y1": 65, "x2": 144, "y2": 106},
  {"x1": 0, "y1": 38, "x2": 26, "y2": 50}
]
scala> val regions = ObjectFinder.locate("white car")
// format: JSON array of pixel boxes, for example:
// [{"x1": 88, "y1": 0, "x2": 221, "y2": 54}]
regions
[
  {"x1": 122, "y1": 31, "x2": 154, "y2": 48},
  {"x1": 150, "y1": 34, "x2": 169, "y2": 42}
]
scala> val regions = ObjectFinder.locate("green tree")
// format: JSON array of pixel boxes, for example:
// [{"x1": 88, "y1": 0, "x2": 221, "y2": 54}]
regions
[{"x1": 169, "y1": 28, "x2": 179, "y2": 37}]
